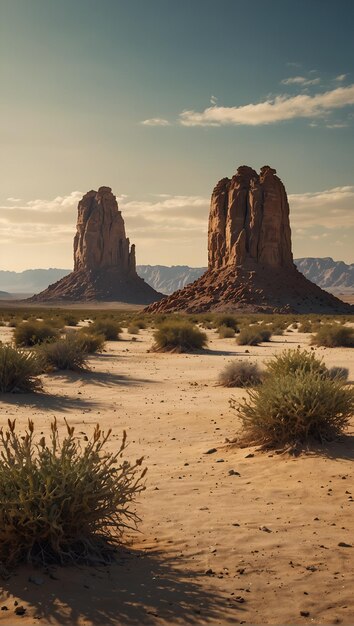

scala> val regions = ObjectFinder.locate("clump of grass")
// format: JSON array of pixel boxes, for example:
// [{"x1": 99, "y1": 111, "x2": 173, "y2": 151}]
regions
[
  {"x1": 298, "y1": 320, "x2": 312, "y2": 333},
  {"x1": 76, "y1": 332, "x2": 106, "y2": 354},
  {"x1": 218, "y1": 360, "x2": 262, "y2": 387},
  {"x1": 131, "y1": 318, "x2": 146, "y2": 329},
  {"x1": 232, "y1": 349, "x2": 354, "y2": 448},
  {"x1": 236, "y1": 328, "x2": 262, "y2": 346},
  {"x1": 127, "y1": 325, "x2": 140, "y2": 335},
  {"x1": 152, "y1": 320, "x2": 207, "y2": 353},
  {"x1": 14, "y1": 321, "x2": 59, "y2": 347},
  {"x1": 258, "y1": 328, "x2": 272, "y2": 342},
  {"x1": 310, "y1": 325, "x2": 354, "y2": 348},
  {"x1": 0, "y1": 419, "x2": 146, "y2": 575},
  {"x1": 327, "y1": 366, "x2": 349, "y2": 381},
  {"x1": 218, "y1": 325, "x2": 235, "y2": 339},
  {"x1": 38, "y1": 335, "x2": 88, "y2": 371},
  {"x1": 87, "y1": 320, "x2": 122, "y2": 341},
  {"x1": 0, "y1": 345, "x2": 42, "y2": 393}
]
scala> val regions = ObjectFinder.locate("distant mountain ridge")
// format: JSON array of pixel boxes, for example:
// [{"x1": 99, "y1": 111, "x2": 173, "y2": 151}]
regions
[{"x1": 0, "y1": 258, "x2": 353, "y2": 296}]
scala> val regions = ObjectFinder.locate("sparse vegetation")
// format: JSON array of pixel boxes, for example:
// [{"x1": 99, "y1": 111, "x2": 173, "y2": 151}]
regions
[
  {"x1": 0, "y1": 419, "x2": 146, "y2": 575},
  {"x1": 38, "y1": 335, "x2": 89, "y2": 371},
  {"x1": 310, "y1": 325, "x2": 354, "y2": 348},
  {"x1": 233, "y1": 349, "x2": 354, "y2": 448},
  {"x1": 236, "y1": 328, "x2": 263, "y2": 346},
  {"x1": 152, "y1": 320, "x2": 207, "y2": 353},
  {"x1": 219, "y1": 360, "x2": 262, "y2": 387},
  {"x1": 216, "y1": 314, "x2": 238, "y2": 330},
  {"x1": 87, "y1": 320, "x2": 122, "y2": 341},
  {"x1": 14, "y1": 321, "x2": 59, "y2": 347},
  {"x1": 127, "y1": 325, "x2": 140, "y2": 335},
  {"x1": 0, "y1": 345, "x2": 42, "y2": 393},
  {"x1": 218, "y1": 325, "x2": 235, "y2": 338},
  {"x1": 266, "y1": 348, "x2": 328, "y2": 378},
  {"x1": 76, "y1": 331, "x2": 106, "y2": 354}
]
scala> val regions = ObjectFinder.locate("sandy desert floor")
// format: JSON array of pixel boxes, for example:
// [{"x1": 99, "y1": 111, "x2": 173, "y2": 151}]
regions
[{"x1": 0, "y1": 324, "x2": 353, "y2": 625}]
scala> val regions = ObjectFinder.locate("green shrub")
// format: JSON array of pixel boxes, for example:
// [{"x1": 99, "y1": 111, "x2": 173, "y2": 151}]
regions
[
  {"x1": 233, "y1": 353, "x2": 354, "y2": 447},
  {"x1": 76, "y1": 332, "x2": 106, "y2": 354},
  {"x1": 219, "y1": 360, "x2": 262, "y2": 387},
  {"x1": 0, "y1": 419, "x2": 146, "y2": 574},
  {"x1": 38, "y1": 335, "x2": 88, "y2": 371},
  {"x1": 236, "y1": 328, "x2": 262, "y2": 346},
  {"x1": 310, "y1": 325, "x2": 354, "y2": 348},
  {"x1": 14, "y1": 321, "x2": 59, "y2": 347},
  {"x1": 152, "y1": 320, "x2": 207, "y2": 353},
  {"x1": 87, "y1": 320, "x2": 122, "y2": 341},
  {"x1": 266, "y1": 348, "x2": 328, "y2": 378},
  {"x1": 127, "y1": 325, "x2": 140, "y2": 335},
  {"x1": 0, "y1": 345, "x2": 42, "y2": 393},
  {"x1": 218, "y1": 325, "x2": 235, "y2": 339}
]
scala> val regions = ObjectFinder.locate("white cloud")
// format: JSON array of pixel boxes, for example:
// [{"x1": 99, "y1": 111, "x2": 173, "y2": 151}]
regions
[
  {"x1": 281, "y1": 76, "x2": 321, "y2": 86},
  {"x1": 335, "y1": 74, "x2": 347, "y2": 81},
  {"x1": 140, "y1": 118, "x2": 171, "y2": 126},
  {"x1": 289, "y1": 186, "x2": 354, "y2": 229},
  {"x1": 179, "y1": 84, "x2": 354, "y2": 126}
]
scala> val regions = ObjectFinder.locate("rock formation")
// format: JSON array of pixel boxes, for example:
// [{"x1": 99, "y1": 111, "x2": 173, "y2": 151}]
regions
[
  {"x1": 146, "y1": 166, "x2": 352, "y2": 314},
  {"x1": 30, "y1": 187, "x2": 162, "y2": 304}
]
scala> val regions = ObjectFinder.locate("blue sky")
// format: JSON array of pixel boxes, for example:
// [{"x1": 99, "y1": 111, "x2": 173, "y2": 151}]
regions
[{"x1": 1, "y1": 0, "x2": 354, "y2": 269}]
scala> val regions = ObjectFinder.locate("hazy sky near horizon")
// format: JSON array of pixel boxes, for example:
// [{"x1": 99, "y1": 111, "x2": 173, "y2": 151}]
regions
[{"x1": 1, "y1": 0, "x2": 354, "y2": 270}]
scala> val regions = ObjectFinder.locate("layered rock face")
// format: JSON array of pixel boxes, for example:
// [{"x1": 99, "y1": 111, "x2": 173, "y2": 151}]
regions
[
  {"x1": 30, "y1": 187, "x2": 162, "y2": 304},
  {"x1": 146, "y1": 166, "x2": 352, "y2": 314}
]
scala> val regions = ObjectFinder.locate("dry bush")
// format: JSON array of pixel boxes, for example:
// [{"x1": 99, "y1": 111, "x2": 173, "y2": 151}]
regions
[
  {"x1": 88, "y1": 320, "x2": 122, "y2": 341},
  {"x1": 14, "y1": 321, "x2": 59, "y2": 347},
  {"x1": 62, "y1": 313, "x2": 80, "y2": 327},
  {"x1": 219, "y1": 360, "x2": 262, "y2": 387},
  {"x1": 216, "y1": 315, "x2": 238, "y2": 330},
  {"x1": 38, "y1": 335, "x2": 88, "y2": 371},
  {"x1": 232, "y1": 350, "x2": 354, "y2": 448},
  {"x1": 258, "y1": 328, "x2": 272, "y2": 342},
  {"x1": 0, "y1": 419, "x2": 146, "y2": 575},
  {"x1": 131, "y1": 318, "x2": 146, "y2": 329},
  {"x1": 236, "y1": 327, "x2": 262, "y2": 346},
  {"x1": 0, "y1": 345, "x2": 42, "y2": 393},
  {"x1": 127, "y1": 325, "x2": 140, "y2": 335},
  {"x1": 298, "y1": 320, "x2": 313, "y2": 333},
  {"x1": 218, "y1": 325, "x2": 235, "y2": 338},
  {"x1": 327, "y1": 366, "x2": 349, "y2": 381},
  {"x1": 76, "y1": 331, "x2": 106, "y2": 354},
  {"x1": 310, "y1": 325, "x2": 354, "y2": 348},
  {"x1": 152, "y1": 320, "x2": 207, "y2": 353}
]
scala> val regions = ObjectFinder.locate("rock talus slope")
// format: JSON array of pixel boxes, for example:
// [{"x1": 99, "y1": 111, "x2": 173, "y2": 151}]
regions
[
  {"x1": 30, "y1": 187, "x2": 162, "y2": 304},
  {"x1": 146, "y1": 166, "x2": 352, "y2": 314}
]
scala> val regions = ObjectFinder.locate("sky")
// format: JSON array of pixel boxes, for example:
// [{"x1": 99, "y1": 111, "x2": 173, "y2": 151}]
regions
[{"x1": 1, "y1": 0, "x2": 354, "y2": 271}]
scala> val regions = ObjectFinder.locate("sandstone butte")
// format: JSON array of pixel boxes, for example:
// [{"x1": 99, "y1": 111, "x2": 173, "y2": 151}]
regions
[
  {"x1": 146, "y1": 165, "x2": 353, "y2": 314},
  {"x1": 30, "y1": 186, "x2": 163, "y2": 304}
]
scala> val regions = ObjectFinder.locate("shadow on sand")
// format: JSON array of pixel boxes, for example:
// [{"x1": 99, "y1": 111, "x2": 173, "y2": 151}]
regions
[
  {"x1": 49, "y1": 370, "x2": 156, "y2": 387},
  {"x1": 3, "y1": 548, "x2": 238, "y2": 625},
  {"x1": 305, "y1": 434, "x2": 354, "y2": 462},
  {"x1": 0, "y1": 391, "x2": 102, "y2": 412}
]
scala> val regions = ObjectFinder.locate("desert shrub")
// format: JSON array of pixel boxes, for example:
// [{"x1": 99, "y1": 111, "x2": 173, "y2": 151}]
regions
[
  {"x1": 236, "y1": 328, "x2": 262, "y2": 346},
  {"x1": 7, "y1": 318, "x2": 21, "y2": 328},
  {"x1": 87, "y1": 320, "x2": 122, "y2": 341},
  {"x1": 216, "y1": 315, "x2": 238, "y2": 330},
  {"x1": 62, "y1": 314, "x2": 80, "y2": 327},
  {"x1": 233, "y1": 368, "x2": 354, "y2": 447},
  {"x1": 14, "y1": 321, "x2": 59, "y2": 347},
  {"x1": 131, "y1": 318, "x2": 146, "y2": 329},
  {"x1": 266, "y1": 348, "x2": 328, "y2": 378},
  {"x1": 0, "y1": 419, "x2": 146, "y2": 574},
  {"x1": 152, "y1": 320, "x2": 207, "y2": 353},
  {"x1": 298, "y1": 320, "x2": 312, "y2": 333},
  {"x1": 127, "y1": 325, "x2": 140, "y2": 335},
  {"x1": 38, "y1": 335, "x2": 89, "y2": 371},
  {"x1": 291, "y1": 322, "x2": 299, "y2": 329},
  {"x1": 327, "y1": 366, "x2": 349, "y2": 381},
  {"x1": 310, "y1": 325, "x2": 354, "y2": 348},
  {"x1": 218, "y1": 325, "x2": 235, "y2": 339},
  {"x1": 76, "y1": 332, "x2": 106, "y2": 354},
  {"x1": 258, "y1": 328, "x2": 272, "y2": 342},
  {"x1": 0, "y1": 345, "x2": 42, "y2": 393},
  {"x1": 219, "y1": 360, "x2": 262, "y2": 387}
]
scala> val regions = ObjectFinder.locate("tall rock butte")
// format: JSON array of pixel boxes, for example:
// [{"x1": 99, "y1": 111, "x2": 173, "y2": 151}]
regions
[
  {"x1": 30, "y1": 187, "x2": 163, "y2": 304},
  {"x1": 146, "y1": 166, "x2": 352, "y2": 313}
]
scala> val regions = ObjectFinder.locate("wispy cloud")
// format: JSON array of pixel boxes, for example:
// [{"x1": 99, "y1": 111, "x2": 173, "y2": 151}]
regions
[
  {"x1": 281, "y1": 76, "x2": 321, "y2": 86},
  {"x1": 335, "y1": 74, "x2": 347, "y2": 81},
  {"x1": 140, "y1": 118, "x2": 171, "y2": 126},
  {"x1": 178, "y1": 84, "x2": 354, "y2": 126}
]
